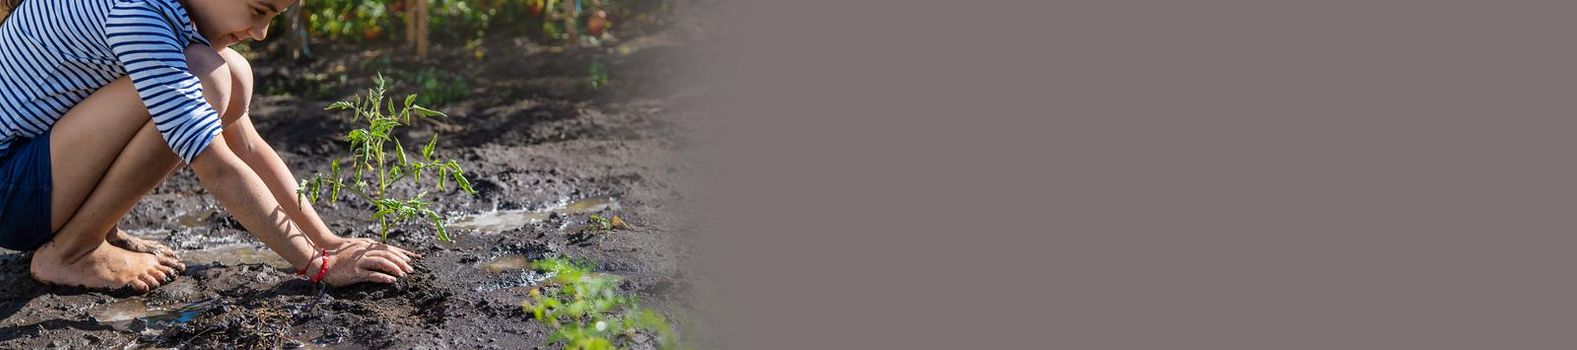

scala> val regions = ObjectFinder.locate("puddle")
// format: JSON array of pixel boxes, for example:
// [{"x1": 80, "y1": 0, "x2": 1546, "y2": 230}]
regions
[
  {"x1": 174, "y1": 208, "x2": 218, "y2": 230},
  {"x1": 480, "y1": 254, "x2": 534, "y2": 274},
  {"x1": 91, "y1": 298, "x2": 219, "y2": 333},
  {"x1": 451, "y1": 197, "x2": 618, "y2": 233},
  {"x1": 124, "y1": 228, "x2": 172, "y2": 242},
  {"x1": 295, "y1": 326, "x2": 363, "y2": 349},
  {"x1": 473, "y1": 254, "x2": 627, "y2": 292},
  {"x1": 450, "y1": 211, "x2": 552, "y2": 233},
  {"x1": 475, "y1": 254, "x2": 555, "y2": 292},
  {"x1": 475, "y1": 269, "x2": 555, "y2": 293},
  {"x1": 558, "y1": 198, "x2": 613, "y2": 214},
  {"x1": 181, "y1": 243, "x2": 293, "y2": 270}
]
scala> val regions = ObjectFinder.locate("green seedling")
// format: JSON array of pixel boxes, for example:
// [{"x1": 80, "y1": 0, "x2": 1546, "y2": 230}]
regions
[
  {"x1": 588, "y1": 61, "x2": 609, "y2": 89},
  {"x1": 582, "y1": 214, "x2": 628, "y2": 234},
  {"x1": 298, "y1": 74, "x2": 478, "y2": 242},
  {"x1": 524, "y1": 258, "x2": 678, "y2": 350}
]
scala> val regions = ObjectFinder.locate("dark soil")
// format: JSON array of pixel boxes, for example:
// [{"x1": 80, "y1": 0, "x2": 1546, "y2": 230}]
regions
[{"x1": 0, "y1": 6, "x2": 711, "y2": 349}]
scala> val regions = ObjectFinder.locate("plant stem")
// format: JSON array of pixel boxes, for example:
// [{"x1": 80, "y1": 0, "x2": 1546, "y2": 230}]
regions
[
  {"x1": 377, "y1": 143, "x2": 388, "y2": 198},
  {"x1": 327, "y1": 178, "x2": 379, "y2": 204}
]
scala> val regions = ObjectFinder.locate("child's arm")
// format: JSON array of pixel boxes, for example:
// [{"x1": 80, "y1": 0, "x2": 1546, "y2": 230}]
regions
[
  {"x1": 215, "y1": 49, "x2": 416, "y2": 257},
  {"x1": 191, "y1": 134, "x2": 319, "y2": 267},
  {"x1": 192, "y1": 134, "x2": 413, "y2": 285},
  {"x1": 224, "y1": 113, "x2": 410, "y2": 254},
  {"x1": 225, "y1": 114, "x2": 331, "y2": 244}
]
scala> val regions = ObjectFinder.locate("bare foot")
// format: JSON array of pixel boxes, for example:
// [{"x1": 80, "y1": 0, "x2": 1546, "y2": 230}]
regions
[
  {"x1": 106, "y1": 228, "x2": 183, "y2": 270},
  {"x1": 31, "y1": 240, "x2": 180, "y2": 293}
]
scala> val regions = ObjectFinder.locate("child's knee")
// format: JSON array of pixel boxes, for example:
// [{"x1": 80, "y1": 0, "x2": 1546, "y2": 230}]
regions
[
  {"x1": 217, "y1": 48, "x2": 253, "y2": 126},
  {"x1": 182, "y1": 46, "x2": 233, "y2": 118}
]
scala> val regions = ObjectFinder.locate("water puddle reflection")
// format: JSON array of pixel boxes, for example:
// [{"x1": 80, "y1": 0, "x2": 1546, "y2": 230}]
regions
[
  {"x1": 90, "y1": 298, "x2": 219, "y2": 333},
  {"x1": 451, "y1": 197, "x2": 618, "y2": 233},
  {"x1": 173, "y1": 208, "x2": 219, "y2": 230},
  {"x1": 450, "y1": 211, "x2": 552, "y2": 233},
  {"x1": 559, "y1": 197, "x2": 612, "y2": 214},
  {"x1": 181, "y1": 243, "x2": 293, "y2": 270},
  {"x1": 474, "y1": 254, "x2": 554, "y2": 292},
  {"x1": 480, "y1": 254, "x2": 534, "y2": 274}
]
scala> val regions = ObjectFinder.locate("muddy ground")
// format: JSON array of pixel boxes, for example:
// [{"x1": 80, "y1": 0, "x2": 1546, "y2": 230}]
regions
[{"x1": 0, "y1": 7, "x2": 711, "y2": 349}]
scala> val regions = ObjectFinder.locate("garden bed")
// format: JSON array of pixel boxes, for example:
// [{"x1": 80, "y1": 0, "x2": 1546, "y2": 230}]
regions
[{"x1": 0, "y1": 11, "x2": 707, "y2": 348}]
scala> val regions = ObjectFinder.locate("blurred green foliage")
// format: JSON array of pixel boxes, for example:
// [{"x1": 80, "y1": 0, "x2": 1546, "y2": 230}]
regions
[
  {"x1": 407, "y1": 67, "x2": 471, "y2": 107},
  {"x1": 524, "y1": 258, "x2": 680, "y2": 350},
  {"x1": 278, "y1": 0, "x2": 672, "y2": 45},
  {"x1": 257, "y1": 0, "x2": 676, "y2": 101}
]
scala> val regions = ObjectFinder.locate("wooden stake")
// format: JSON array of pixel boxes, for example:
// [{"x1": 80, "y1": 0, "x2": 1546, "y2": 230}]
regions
[
  {"x1": 416, "y1": 0, "x2": 429, "y2": 59},
  {"x1": 565, "y1": 0, "x2": 578, "y2": 44},
  {"x1": 410, "y1": 0, "x2": 422, "y2": 45}
]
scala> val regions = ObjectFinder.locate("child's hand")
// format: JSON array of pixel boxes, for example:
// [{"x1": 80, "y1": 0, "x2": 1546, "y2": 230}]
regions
[
  {"x1": 318, "y1": 241, "x2": 419, "y2": 287},
  {"x1": 324, "y1": 237, "x2": 423, "y2": 261}
]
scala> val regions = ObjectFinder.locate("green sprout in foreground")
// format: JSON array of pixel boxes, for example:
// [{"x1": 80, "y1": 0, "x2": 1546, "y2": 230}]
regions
[
  {"x1": 525, "y1": 258, "x2": 679, "y2": 350},
  {"x1": 298, "y1": 75, "x2": 477, "y2": 242},
  {"x1": 589, "y1": 61, "x2": 609, "y2": 90}
]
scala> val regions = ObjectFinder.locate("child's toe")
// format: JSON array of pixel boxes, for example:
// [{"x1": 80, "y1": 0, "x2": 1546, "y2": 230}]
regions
[
  {"x1": 155, "y1": 264, "x2": 176, "y2": 278},
  {"x1": 156, "y1": 255, "x2": 185, "y2": 272},
  {"x1": 141, "y1": 273, "x2": 164, "y2": 289},
  {"x1": 148, "y1": 267, "x2": 169, "y2": 282}
]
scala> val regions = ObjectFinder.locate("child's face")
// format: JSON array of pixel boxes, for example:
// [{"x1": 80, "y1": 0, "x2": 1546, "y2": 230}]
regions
[{"x1": 185, "y1": 0, "x2": 299, "y2": 47}]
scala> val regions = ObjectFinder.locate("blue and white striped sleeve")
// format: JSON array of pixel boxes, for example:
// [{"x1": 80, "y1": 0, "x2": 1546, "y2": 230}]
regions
[{"x1": 102, "y1": 2, "x2": 222, "y2": 164}]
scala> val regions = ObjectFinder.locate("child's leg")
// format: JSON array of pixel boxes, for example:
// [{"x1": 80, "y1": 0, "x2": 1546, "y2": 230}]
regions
[
  {"x1": 103, "y1": 48, "x2": 258, "y2": 261},
  {"x1": 32, "y1": 46, "x2": 236, "y2": 292}
]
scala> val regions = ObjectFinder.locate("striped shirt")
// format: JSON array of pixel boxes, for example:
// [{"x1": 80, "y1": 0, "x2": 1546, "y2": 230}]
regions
[{"x1": 0, "y1": 0, "x2": 221, "y2": 164}]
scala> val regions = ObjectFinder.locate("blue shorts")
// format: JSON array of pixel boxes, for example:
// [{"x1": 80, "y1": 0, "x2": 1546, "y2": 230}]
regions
[{"x1": 0, "y1": 133, "x2": 54, "y2": 251}]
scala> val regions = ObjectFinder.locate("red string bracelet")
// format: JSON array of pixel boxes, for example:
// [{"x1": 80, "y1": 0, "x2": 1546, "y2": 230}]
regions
[
  {"x1": 297, "y1": 249, "x2": 323, "y2": 275},
  {"x1": 309, "y1": 249, "x2": 330, "y2": 284}
]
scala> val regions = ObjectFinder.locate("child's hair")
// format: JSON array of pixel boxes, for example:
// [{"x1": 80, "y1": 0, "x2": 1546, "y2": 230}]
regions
[{"x1": 0, "y1": 0, "x2": 18, "y2": 24}]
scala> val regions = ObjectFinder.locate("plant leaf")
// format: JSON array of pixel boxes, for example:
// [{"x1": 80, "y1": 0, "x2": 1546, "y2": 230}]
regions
[
  {"x1": 309, "y1": 177, "x2": 322, "y2": 202},
  {"x1": 425, "y1": 209, "x2": 450, "y2": 242},
  {"x1": 438, "y1": 166, "x2": 448, "y2": 191},
  {"x1": 452, "y1": 165, "x2": 475, "y2": 194},
  {"x1": 331, "y1": 179, "x2": 343, "y2": 202},
  {"x1": 395, "y1": 139, "x2": 409, "y2": 168},
  {"x1": 372, "y1": 207, "x2": 393, "y2": 220},
  {"x1": 326, "y1": 101, "x2": 354, "y2": 111},
  {"x1": 423, "y1": 134, "x2": 438, "y2": 161},
  {"x1": 329, "y1": 159, "x2": 342, "y2": 201},
  {"x1": 296, "y1": 178, "x2": 309, "y2": 204},
  {"x1": 411, "y1": 105, "x2": 447, "y2": 118}
]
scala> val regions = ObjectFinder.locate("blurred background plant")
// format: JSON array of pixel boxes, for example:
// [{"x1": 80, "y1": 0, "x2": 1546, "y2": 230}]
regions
[
  {"x1": 524, "y1": 258, "x2": 679, "y2": 350},
  {"x1": 251, "y1": 0, "x2": 682, "y2": 103},
  {"x1": 273, "y1": 0, "x2": 680, "y2": 56}
]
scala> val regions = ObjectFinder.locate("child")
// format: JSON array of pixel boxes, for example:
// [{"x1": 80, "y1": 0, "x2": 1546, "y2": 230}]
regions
[{"x1": 0, "y1": 0, "x2": 418, "y2": 292}]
